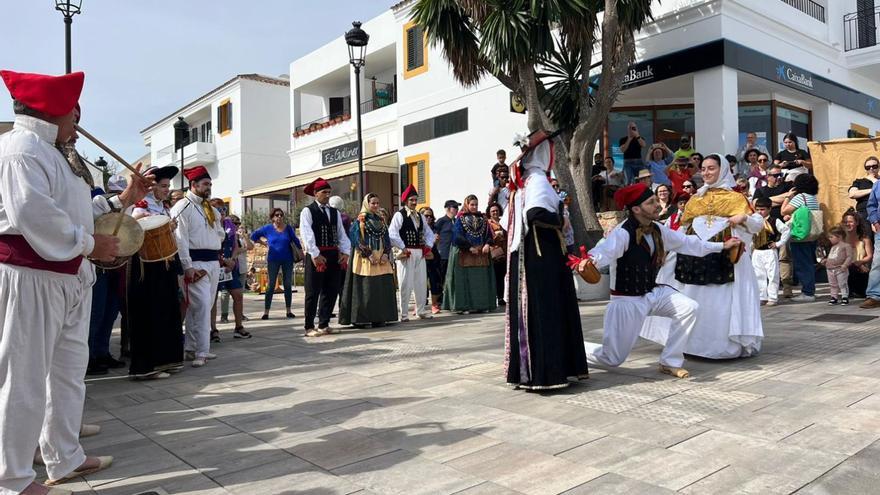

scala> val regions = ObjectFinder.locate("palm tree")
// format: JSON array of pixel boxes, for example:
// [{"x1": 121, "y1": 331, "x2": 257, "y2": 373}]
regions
[{"x1": 411, "y1": 0, "x2": 654, "y2": 244}]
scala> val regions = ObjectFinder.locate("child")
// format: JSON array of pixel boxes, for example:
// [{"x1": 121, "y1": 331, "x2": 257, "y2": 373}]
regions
[
  {"x1": 822, "y1": 226, "x2": 853, "y2": 305},
  {"x1": 752, "y1": 197, "x2": 791, "y2": 306}
]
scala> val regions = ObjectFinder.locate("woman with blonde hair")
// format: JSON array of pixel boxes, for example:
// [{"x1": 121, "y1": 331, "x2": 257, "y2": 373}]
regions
[
  {"x1": 338, "y1": 193, "x2": 398, "y2": 327},
  {"x1": 443, "y1": 194, "x2": 496, "y2": 313}
]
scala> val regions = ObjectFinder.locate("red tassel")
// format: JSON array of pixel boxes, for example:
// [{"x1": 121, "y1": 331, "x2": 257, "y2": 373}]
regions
[{"x1": 566, "y1": 245, "x2": 591, "y2": 269}]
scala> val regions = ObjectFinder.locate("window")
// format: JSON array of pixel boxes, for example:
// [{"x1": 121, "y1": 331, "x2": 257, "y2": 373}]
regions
[
  {"x1": 403, "y1": 153, "x2": 430, "y2": 208},
  {"x1": 403, "y1": 108, "x2": 468, "y2": 146},
  {"x1": 217, "y1": 99, "x2": 232, "y2": 136},
  {"x1": 202, "y1": 121, "x2": 213, "y2": 143},
  {"x1": 190, "y1": 127, "x2": 199, "y2": 143},
  {"x1": 403, "y1": 21, "x2": 428, "y2": 79},
  {"x1": 655, "y1": 107, "x2": 695, "y2": 150},
  {"x1": 607, "y1": 110, "x2": 653, "y2": 167},
  {"x1": 774, "y1": 104, "x2": 811, "y2": 151},
  {"x1": 738, "y1": 104, "x2": 772, "y2": 152}
]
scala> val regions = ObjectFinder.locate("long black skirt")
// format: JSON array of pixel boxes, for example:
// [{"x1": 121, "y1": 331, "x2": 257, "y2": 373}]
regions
[
  {"x1": 505, "y1": 226, "x2": 588, "y2": 389},
  {"x1": 338, "y1": 268, "x2": 398, "y2": 326},
  {"x1": 127, "y1": 254, "x2": 184, "y2": 376}
]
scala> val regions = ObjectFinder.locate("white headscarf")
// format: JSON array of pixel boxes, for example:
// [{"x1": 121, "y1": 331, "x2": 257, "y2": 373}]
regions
[
  {"x1": 695, "y1": 153, "x2": 736, "y2": 197},
  {"x1": 508, "y1": 138, "x2": 559, "y2": 253}
]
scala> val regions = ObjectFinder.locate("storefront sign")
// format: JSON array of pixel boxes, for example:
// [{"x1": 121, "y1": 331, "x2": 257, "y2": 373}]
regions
[
  {"x1": 509, "y1": 92, "x2": 526, "y2": 113},
  {"x1": 776, "y1": 65, "x2": 814, "y2": 90},
  {"x1": 622, "y1": 65, "x2": 655, "y2": 86},
  {"x1": 322, "y1": 141, "x2": 359, "y2": 167}
]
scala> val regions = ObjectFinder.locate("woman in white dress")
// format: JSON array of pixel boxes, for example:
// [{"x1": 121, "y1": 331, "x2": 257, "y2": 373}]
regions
[{"x1": 642, "y1": 154, "x2": 764, "y2": 358}]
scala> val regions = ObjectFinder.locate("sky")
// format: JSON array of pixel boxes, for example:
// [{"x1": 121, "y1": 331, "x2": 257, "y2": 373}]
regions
[{"x1": 0, "y1": 0, "x2": 391, "y2": 165}]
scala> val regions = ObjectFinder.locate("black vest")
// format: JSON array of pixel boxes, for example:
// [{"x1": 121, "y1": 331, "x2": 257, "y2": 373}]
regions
[
  {"x1": 614, "y1": 218, "x2": 663, "y2": 297},
  {"x1": 753, "y1": 219, "x2": 780, "y2": 250},
  {"x1": 398, "y1": 209, "x2": 424, "y2": 248},
  {"x1": 308, "y1": 202, "x2": 339, "y2": 248}
]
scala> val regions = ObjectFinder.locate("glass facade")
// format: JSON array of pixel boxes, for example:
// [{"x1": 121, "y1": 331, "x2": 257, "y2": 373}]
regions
[
  {"x1": 737, "y1": 104, "x2": 772, "y2": 152},
  {"x1": 655, "y1": 108, "x2": 695, "y2": 150},
  {"x1": 775, "y1": 105, "x2": 811, "y2": 151},
  {"x1": 608, "y1": 110, "x2": 653, "y2": 166}
]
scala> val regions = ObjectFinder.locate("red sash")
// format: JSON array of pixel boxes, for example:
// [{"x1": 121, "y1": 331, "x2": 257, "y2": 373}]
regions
[{"x1": 0, "y1": 235, "x2": 83, "y2": 275}]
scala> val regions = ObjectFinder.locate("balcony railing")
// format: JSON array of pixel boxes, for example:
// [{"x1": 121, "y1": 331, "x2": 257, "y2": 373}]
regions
[
  {"x1": 155, "y1": 141, "x2": 217, "y2": 166},
  {"x1": 779, "y1": 0, "x2": 825, "y2": 23},
  {"x1": 293, "y1": 81, "x2": 397, "y2": 138},
  {"x1": 293, "y1": 112, "x2": 351, "y2": 136},
  {"x1": 844, "y1": 6, "x2": 879, "y2": 52}
]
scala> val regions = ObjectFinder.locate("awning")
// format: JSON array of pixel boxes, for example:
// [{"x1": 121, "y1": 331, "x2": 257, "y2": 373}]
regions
[{"x1": 243, "y1": 151, "x2": 399, "y2": 197}]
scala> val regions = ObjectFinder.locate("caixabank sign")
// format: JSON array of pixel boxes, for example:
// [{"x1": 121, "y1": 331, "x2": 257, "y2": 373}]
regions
[{"x1": 619, "y1": 39, "x2": 880, "y2": 120}]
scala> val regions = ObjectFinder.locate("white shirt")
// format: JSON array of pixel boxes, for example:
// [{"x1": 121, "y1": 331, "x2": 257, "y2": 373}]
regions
[
  {"x1": 0, "y1": 115, "x2": 121, "y2": 261},
  {"x1": 170, "y1": 190, "x2": 225, "y2": 270},
  {"x1": 298, "y1": 201, "x2": 352, "y2": 259},
  {"x1": 389, "y1": 209, "x2": 436, "y2": 250},
  {"x1": 132, "y1": 192, "x2": 168, "y2": 219},
  {"x1": 588, "y1": 220, "x2": 723, "y2": 289}
]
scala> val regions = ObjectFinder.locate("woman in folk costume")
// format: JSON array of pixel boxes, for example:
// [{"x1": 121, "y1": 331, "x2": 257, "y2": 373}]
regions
[
  {"x1": 128, "y1": 165, "x2": 185, "y2": 379},
  {"x1": 504, "y1": 130, "x2": 588, "y2": 390},
  {"x1": 442, "y1": 194, "x2": 497, "y2": 313},
  {"x1": 642, "y1": 154, "x2": 764, "y2": 359},
  {"x1": 339, "y1": 193, "x2": 398, "y2": 327}
]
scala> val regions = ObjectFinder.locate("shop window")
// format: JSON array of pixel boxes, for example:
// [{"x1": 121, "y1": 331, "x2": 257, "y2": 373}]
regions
[
  {"x1": 850, "y1": 123, "x2": 870, "y2": 138},
  {"x1": 775, "y1": 104, "x2": 810, "y2": 151},
  {"x1": 403, "y1": 153, "x2": 430, "y2": 208},
  {"x1": 738, "y1": 104, "x2": 772, "y2": 152},
  {"x1": 217, "y1": 99, "x2": 233, "y2": 136},
  {"x1": 403, "y1": 21, "x2": 428, "y2": 79},
  {"x1": 655, "y1": 108, "x2": 695, "y2": 151},
  {"x1": 608, "y1": 110, "x2": 653, "y2": 167},
  {"x1": 403, "y1": 108, "x2": 468, "y2": 146}
]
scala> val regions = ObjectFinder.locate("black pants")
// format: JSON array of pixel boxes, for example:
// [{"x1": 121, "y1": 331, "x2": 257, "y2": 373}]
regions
[
  {"x1": 304, "y1": 252, "x2": 341, "y2": 330},
  {"x1": 493, "y1": 260, "x2": 507, "y2": 302}
]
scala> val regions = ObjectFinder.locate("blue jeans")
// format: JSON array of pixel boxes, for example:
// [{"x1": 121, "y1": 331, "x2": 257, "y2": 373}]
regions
[
  {"x1": 265, "y1": 259, "x2": 293, "y2": 311},
  {"x1": 623, "y1": 159, "x2": 644, "y2": 184},
  {"x1": 866, "y1": 232, "x2": 880, "y2": 300},
  {"x1": 88, "y1": 269, "x2": 121, "y2": 359},
  {"x1": 790, "y1": 241, "x2": 817, "y2": 296}
]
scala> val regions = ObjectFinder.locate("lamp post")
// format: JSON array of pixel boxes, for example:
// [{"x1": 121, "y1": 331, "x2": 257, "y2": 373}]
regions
[
  {"x1": 173, "y1": 116, "x2": 189, "y2": 190},
  {"x1": 94, "y1": 155, "x2": 108, "y2": 190},
  {"x1": 345, "y1": 21, "x2": 369, "y2": 198},
  {"x1": 55, "y1": 0, "x2": 83, "y2": 74}
]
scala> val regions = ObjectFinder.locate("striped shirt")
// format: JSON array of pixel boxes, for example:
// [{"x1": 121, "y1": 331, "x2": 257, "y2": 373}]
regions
[{"x1": 789, "y1": 193, "x2": 819, "y2": 211}]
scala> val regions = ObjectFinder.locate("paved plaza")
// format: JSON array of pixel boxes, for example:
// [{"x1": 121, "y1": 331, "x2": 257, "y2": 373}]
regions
[{"x1": 49, "y1": 285, "x2": 880, "y2": 494}]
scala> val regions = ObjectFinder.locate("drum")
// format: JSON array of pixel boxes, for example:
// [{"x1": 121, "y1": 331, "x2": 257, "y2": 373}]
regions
[
  {"x1": 92, "y1": 212, "x2": 144, "y2": 269},
  {"x1": 138, "y1": 215, "x2": 178, "y2": 262}
]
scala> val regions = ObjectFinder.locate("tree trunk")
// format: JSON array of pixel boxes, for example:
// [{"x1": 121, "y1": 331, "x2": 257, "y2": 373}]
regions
[{"x1": 558, "y1": 131, "x2": 603, "y2": 249}]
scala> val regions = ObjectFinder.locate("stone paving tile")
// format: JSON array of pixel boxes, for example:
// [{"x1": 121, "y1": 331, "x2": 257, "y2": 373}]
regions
[
  {"x1": 780, "y1": 424, "x2": 880, "y2": 456},
  {"x1": 396, "y1": 397, "x2": 511, "y2": 429},
  {"x1": 796, "y1": 440, "x2": 880, "y2": 495},
  {"x1": 445, "y1": 443, "x2": 604, "y2": 495},
  {"x1": 678, "y1": 465, "x2": 805, "y2": 495},
  {"x1": 214, "y1": 456, "x2": 362, "y2": 494},
  {"x1": 171, "y1": 432, "x2": 295, "y2": 477},
  {"x1": 606, "y1": 445, "x2": 728, "y2": 491},
  {"x1": 82, "y1": 437, "x2": 190, "y2": 488},
  {"x1": 472, "y1": 413, "x2": 604, "y2": 455},
  {"x1": 333, "y1": 449, "x2": 482, "y2": 495},
  {"x1": 598, "y1": 416, "x2": 708, "y2": 448},
  {"x1": 451, "y1": 481, "x2": 524, "y2": 494},
  {"x1": 561, "y1": 472, "x2": 675, "y2": 494},
  {"x1": 89, "y1": 466, "x2": 229, "y2": 495},
  {"x1": 284, "y1": 427, "x2": 399, "y2": 470},
  {"x1": 368, "y1": 423, "x2": 501, "y2": 463}
]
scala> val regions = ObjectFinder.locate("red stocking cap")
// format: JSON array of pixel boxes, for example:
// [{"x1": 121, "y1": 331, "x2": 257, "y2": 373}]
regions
[
  {"x1": 304, "y1": 177, "x2": 331, "y2": 196},
  {"x1": 614, "y1": 183, "x2": 654, "y2": 210},
  {"x1": 401, "y1": 184, "x2": 419, "y2": 203},
  {"x1": 1, "y1": 70, "x2": 84, "y2": 117},
  {"x1": 183, "y1": 165, "x2": 211, "y2": 183}
]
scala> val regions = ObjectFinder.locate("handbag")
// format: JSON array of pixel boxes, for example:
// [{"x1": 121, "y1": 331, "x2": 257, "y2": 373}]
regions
[
  {"x1": 458, "y1": 249, "x2": 490, "y2": 267},
  {"x1": 288, "y1": 226, "x2": 305, "y2": 262},
  {"x1": 788, "y1": 195, "x2": 823, "y2": 242}
]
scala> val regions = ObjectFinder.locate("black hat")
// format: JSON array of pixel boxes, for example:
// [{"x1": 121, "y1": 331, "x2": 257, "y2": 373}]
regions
[
  {"x1": 145, "y1": 165, "x2": 179, "y2": 181},
  {"x1": 725, "y1": 154, "x2": 737, "y2": 164},
  {"x1": 444, "y1": 200, "x2": 461, "y2": 209}
]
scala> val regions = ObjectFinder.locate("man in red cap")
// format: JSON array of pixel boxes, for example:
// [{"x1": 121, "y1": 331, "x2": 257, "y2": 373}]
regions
[
  {"x1": 389, "y1": 185, "x2": 436, "y2": 321},
  {"x1": 170, "y1": 165, "x2": 226, "y2": 366},
  {"x1": 298, "y1": 178, "x2": 351, "y2": 335},
  {"x1": 583, "y1": 183, "x2": 742, "y2": 378},
  {"x1": 0, "y1": 70, "x2": 154, "y2": 493}
]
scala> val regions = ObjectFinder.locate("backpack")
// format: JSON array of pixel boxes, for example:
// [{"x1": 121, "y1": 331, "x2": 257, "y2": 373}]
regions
[{"x1": 788, "y1": 195, "x2": 823, "y2": 242}]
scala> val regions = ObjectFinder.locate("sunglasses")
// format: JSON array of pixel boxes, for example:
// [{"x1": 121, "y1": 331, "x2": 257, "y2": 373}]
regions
[
  {"x1": 866, "y1": 164, "x2": 879, "y2": 171},
  {"x1": 769, "y1": 173, "x2": 783, "y2": 178},
  {"x1": 683, "y1": 184, "x2": 695, "y2": 188},
  {"x1": 757, "y1": 158, "x2": 769, "y2": 163}
]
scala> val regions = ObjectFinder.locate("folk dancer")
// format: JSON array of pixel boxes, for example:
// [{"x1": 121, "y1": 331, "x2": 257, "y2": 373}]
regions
[
  {"x1": 339, "y1": 193, "x2": 398, "y2": 327},
  {"x1": 0, "y1": 70, "x2": 153, "y2": 493},
  {"x1": 751, "y1": 196, "x2": 791, "y2": 307},
  {"x1": 389, "y1": 185, "x2": 436, "y2": 321},
  {"x1": 584, "y1": 183, "x2": 741, "y2": 378},
  {"x1": 129, "y1": 165, "x2": 186, "y2": 378},
  {"x1": 442, "y1": 194, "x2": 496, "y2": 314},
  {"x1": 170, "y1": 165, "x2": 226, "y2": 367},
  {"x1": 504, "y1": 130, "x2": 588, "y2": 390},
  {"x1": 299, "y1": 178, "x2": 351, "y2": 336},
  {"x1": 642, "y1": 154, "x2": 765, "y2": 359}
]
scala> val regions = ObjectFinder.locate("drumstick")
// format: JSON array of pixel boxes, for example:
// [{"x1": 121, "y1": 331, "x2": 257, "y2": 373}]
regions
[
  {"x1": 111, "y1": 212, "x2": 125, "y2": 236},
  {"x1": 74, "y1": 124, "x2": 147, "y2": 180}
]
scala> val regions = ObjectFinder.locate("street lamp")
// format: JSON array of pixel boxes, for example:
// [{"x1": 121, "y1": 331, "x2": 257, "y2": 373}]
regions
[
  {"x1": 94, "y1": 155, "x2": 108, "y2": 190},
  {"x1": 55, "y1": 0, "x2": 83, "y2": 74},
  {"x1": 345, "y1": 21, "x2": 369, "y2": 198},
  {"x1": 173, "y1": 116, "x2": 189, "y2": 190}
]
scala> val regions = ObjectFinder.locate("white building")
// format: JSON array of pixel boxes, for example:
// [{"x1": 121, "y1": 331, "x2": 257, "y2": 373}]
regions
[
  {"x1": 246, "y1": 0, "x2": 880, "y2": 213},
  {"x1": 141, "y1": 74, "x2": 290, "y2": 214},
  {"x1": 243, "y1": 3, "x2": 528, "y2": 215}
]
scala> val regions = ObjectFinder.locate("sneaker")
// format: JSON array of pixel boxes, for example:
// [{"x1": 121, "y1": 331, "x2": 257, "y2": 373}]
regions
[
  {"x1": 192, "y1": 358, "x2": 207, "y2": 368},
  {"x1": 321, "y1": 326, "x2": 338, "y2": 335},
  {"x1": 86, "y1": 361, "x2": 109, "y2": 376},
  {"x1": 204, "y1": 353, "x2": 218, "y2": 360},
  {"x1": 860, "y1": 298, "x2": 880, "y2": 309},
  {"x1": 233, "y1": 328, "x2": 252, "y2": 339},
  {"x1": 286, "y1": 311, "x2": 296, "y2": 319},
  {"x1": 828, "y1": 297, "x2": 839, "y2": 305},
  {"x1": 304, "y1": 328, "x2": 324, "y2": 337},
  {"x1": 220, "y1": 316, "x2": 229, "y2": 324},
  {"x1": 210, "y1": 330, "x2": 221, "y2": 343},
  {"x1": 792, "y1": 294, "x2": 816, "y2": 302},
  {"x1": 416, "y1": 313, "x2": 433, "y2": 320},
  {"x1": 766, "y1": 301, "x2": 777, "y2": 307},
  {"x1": 841, "y1": 297, "x2": 850, "y2": 305},
  {"x1": 431, "y1": 304, "x2": 441, "y2": 315},
  {"x1": 184, "y1": 351, "x2": 196, "y2": 361},
  {"x1": 400, "y1": 317, "x2": 410, "y2": 322}
]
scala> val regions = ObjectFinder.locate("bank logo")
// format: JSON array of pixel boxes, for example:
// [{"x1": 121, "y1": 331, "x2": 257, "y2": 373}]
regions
[
  {"x1": 776, "y1": 64, "x2": 814, "y2": 90},
  {"x1": 623, "y1": 65, "x2": 654, "y2": 87}
]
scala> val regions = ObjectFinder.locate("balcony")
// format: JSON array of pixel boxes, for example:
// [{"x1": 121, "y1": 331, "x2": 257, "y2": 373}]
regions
[
  {"x1": 845, "y1": 6, "x2": 879, "y2": 51},
  {"x1": 779, "y1": 0, "x2": 825, "y2": 23},
  {"x1": 155, "y1": 140, "x2": 217, "y2": 167},
  {"x1": 293, "y1": 80, "x2": 396, "y2": 139}
]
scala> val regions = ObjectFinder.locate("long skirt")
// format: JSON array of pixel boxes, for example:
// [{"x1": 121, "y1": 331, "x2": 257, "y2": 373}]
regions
[
  {"x1": 127, "y1": 255, "x2": 185, "y2": 377},
  {"x1": 339, "y1": 268, "x2": 398, "y2": 326},
  {"x1": 442, "y1": 246, "x2": 497, "y2": 312},
  {"x1": 505, "y1": 227, "x2": 588, "y2": 389}
]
